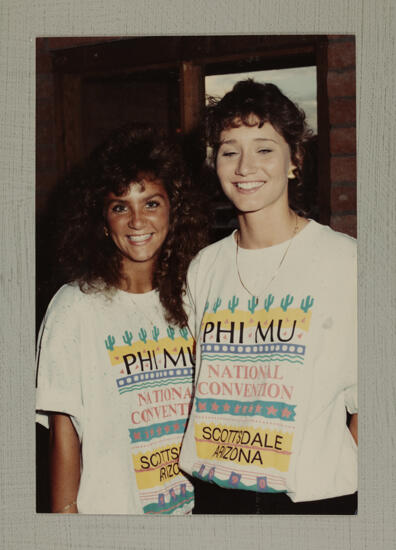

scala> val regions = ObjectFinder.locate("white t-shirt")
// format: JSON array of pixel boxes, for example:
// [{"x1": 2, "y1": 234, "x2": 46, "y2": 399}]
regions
[
  {"x1": 36, "y1": 284, "x2": 195, "y2": 514},
  {"x1": 179, "y1": 220, "x2": 357, "y2": 503}
]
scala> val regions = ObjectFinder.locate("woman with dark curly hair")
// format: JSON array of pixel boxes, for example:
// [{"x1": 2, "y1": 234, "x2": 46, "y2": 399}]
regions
[
  {"x1": 36, "y1": 125, "x2": 207, "y2": 514},
  {"x1": 179, "y1": 80, "x2": 358, "y2": 514}
]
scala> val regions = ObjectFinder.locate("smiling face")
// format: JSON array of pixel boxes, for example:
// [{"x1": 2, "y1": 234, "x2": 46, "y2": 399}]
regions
[
  {"x1": 104, "y1": 177, "x2": 170, "y2": 280},
  {"x1": 216, "y1": 119, "x2": 296, "y2": 217}
]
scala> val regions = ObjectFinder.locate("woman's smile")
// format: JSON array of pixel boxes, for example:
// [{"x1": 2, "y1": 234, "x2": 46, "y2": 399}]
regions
[
  {"x1": 233, "y1": 180, "x2": 266, "y2": 191},
  {"x1": 127, "y1": 233, "x2": 154, "y2": 244}
]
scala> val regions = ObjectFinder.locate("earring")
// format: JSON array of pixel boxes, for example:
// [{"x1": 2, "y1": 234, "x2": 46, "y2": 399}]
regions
[
  {"x1": 288, "y1": 167, "x2": 296, "y2": 179},
  {"x1": 104, "y1": 227, "x2": 109, "y2": 237}
]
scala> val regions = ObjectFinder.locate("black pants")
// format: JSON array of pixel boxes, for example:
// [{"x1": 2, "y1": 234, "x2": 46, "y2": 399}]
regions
[{"x1": 192, "y1": 478, "x2": 357, "y2": 515}]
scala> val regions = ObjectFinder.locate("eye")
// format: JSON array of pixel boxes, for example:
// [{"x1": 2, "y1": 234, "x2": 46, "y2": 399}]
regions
[
  {"x1": 220, "y1": 150, "x2": 238, "y2": 157},
  {"x1": 257, "y1": 148, "x2": 272, "y2": 154},
  {"x1": 111, "y1": 203, "x2": 127, "y2": 213},
  {"x1": 145, "y1": 200, "x2": 160, "y2": 209}
]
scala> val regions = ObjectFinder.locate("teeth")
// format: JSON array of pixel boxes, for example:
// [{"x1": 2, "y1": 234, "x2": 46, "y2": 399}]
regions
[
  {"x1": 235, "y1": 181, "x2": 264, "y2": 190},
  {"x1": 128, "y1": 234, "x2": 152, "y2": 242}
]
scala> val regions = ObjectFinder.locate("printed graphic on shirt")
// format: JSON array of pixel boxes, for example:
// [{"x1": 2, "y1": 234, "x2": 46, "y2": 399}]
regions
[
  {"x1": 105, "y1": 324, "x2": 194, "y2": 514},
  {"x1": 192, "y1": 293, "x2": 314, "y2": 493}
]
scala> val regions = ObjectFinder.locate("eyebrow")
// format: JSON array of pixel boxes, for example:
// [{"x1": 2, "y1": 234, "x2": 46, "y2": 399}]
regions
[
  {"x1": 106, "y1": 192, "x2": 166, "y2": 204},
  {"x1": 220, "y1": 137, "x2": 278, "y2": 145}
]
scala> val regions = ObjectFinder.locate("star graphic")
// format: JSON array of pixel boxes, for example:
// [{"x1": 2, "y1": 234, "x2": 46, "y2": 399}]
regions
[
  {"x1": 173, "y1": 423, "x2": 180, "y2": 431},
  {"x1": 157, "y1": 427, "x2": 162, "y2": 434},
  {"x1": 266, "y1": 405, "x2": 278, "y2": 416},
  {"x1": 223, "y1": 403, "x2": 231, "y2": 412},
  {"x1": 150, "y1": 428, "x2": 154, "y2": 435},
  {"x1": 134, "y1": 432, "x2": 141, "y2": 440},
  {"x1": 248, "y1": 405, "x2": 253, "y2": 413},
  {"x1": 115, "y1": 356, "x2": 120, "y2": 361},
  {"x1": 281, "y1": 408, "x2": 292, "y2": 418},
  {"x1": 242, "y1": 405, "x2": 247, "y2": 413},
  {"x1": 164, "y1": 425, "x2": 170, "y2": 433},
  {"x1": 198, "y1": 401, "x2": 207, "y2": 411},
  {"x1": 211, "y1": 402, "x2": 219, "y2": 411},
  {"x1": 234, "y1": 405, "x2": 240, "y2": 413},
  {"x1": 255, "y1": 404, "x2": 262, "y2": 413}
]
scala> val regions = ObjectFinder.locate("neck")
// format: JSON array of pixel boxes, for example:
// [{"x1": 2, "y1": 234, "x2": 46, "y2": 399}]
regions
[
  {"x1": 237, "y1": 205, "x2": 299, "y2": 249},
  {"x1": 118, "y1": 261, "x2": 155, "y2": 294}
]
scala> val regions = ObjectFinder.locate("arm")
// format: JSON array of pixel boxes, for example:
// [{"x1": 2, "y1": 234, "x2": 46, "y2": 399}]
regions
[
  {"x1": 348, "y1": 413, "x2": 358, "y2": 445},
  {"x1": 49, "y1": 413, "x2": 81, "y2": 513}
]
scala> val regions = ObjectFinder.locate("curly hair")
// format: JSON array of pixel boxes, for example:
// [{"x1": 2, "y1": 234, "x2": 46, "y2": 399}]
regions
[
  {"x1": 55, "y1": 125, "x2": 208, "y2": 327},
  {"x1": 206, "y1": 79, "x2": 313, "y2": 213}
]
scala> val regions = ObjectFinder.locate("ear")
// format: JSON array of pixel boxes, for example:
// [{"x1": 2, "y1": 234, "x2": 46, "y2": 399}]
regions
[{"x1": 104, "y1": 226, "x2": 109, "y2": 237}]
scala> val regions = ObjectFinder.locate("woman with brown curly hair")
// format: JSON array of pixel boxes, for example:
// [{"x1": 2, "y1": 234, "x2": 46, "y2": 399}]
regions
[
  {"x1": 36, "y1": 125, "x2": 207, "y2": 514},
  {"x1": 179, "y1": 80, "x2": 357, "y2": 514}
]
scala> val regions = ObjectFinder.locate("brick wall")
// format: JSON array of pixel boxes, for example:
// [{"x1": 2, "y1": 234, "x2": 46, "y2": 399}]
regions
[{"x1": 327, "y1": 36, "x2": 357, "y2": 238}]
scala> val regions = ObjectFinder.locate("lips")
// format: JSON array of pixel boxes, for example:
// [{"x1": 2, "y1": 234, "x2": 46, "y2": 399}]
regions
[
  {"x1": 234, "y1": 181, "x2": 265, "y2": 190},
  {"x1": 127, "y1": 233, "x2": 153, "y2": 243}
]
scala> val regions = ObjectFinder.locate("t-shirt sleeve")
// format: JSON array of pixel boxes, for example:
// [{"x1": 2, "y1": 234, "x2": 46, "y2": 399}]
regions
[
  {"x1": 185, "y1": 255, "x2": 200, "y2": 339},
  {"x1": 36, "y1": 286, "x2": 84, "y2": 434},
  {"x1": 343, "y1": 242, "x2": 358, "y2": 414}
]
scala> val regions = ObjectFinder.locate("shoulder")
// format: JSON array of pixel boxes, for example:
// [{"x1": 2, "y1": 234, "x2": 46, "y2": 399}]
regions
[
  {"x1": 309, "y1": 220, "x2": 356, "y2": 260},
  {"x1": 188, "y1": 232, "x2": 235, "y2": 274},
  {"x1": 46, "y1": 282, "x2": 91, "y2": 310},
  {"x1": 44, "y1": 282, "x2": 113, "y2": 322},
  {"x1": 46, "y1": 283, "x2": 84, "y2": 311}
]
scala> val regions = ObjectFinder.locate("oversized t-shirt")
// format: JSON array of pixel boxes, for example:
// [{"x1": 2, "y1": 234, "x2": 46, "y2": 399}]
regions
[
  {"x1": 179, "y1": 220, "x2": 357, "y2": 503},
  {"x1": 36, "y1": 284, "x2": 194, "y2": 514}
]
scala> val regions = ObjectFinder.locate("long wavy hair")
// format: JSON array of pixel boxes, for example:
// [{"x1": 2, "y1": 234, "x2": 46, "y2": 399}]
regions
[
  {"x1": 55, "y1": 125, "x2": 208, "y2": 327},
  {"x1": 206, "y1": 79, "x2": 313, "y2": 214}
]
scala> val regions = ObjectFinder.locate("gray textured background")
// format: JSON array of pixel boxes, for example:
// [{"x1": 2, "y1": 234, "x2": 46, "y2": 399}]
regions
[{"x1": 1, "y1": 0, "x2": 395, "y2": 548}]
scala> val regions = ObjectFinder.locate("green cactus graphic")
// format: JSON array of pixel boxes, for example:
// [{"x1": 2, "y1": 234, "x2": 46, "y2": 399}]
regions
[
  {"x1": 138, "y1": 328, "x2": 147, "y2": 344},
  {"x1": 152, "y1": 326, "x2": 160, "y2": 342},
  {"x1": 248, "y1": 296, "x2": 258, "y2": 314},
  {"x1": 264, "y1": 293, "x2": 274, "y2": 312},
  {"x1": 180, "y1": 327, "x2": 189, "y2": 340},
  {"x1": 167, "y1": 326, "x2": 175, "y2": 340},
  {"x1": 228, "y1": 295, "x2": 239, "y2": 313},
  {"x1": 280, "y1": 294, "x2": 294, "y2": 312},
  {"x1": 300, "y1": 295, "x2": 314, "y2": 313},
  {"x1": 213, "y1": 297, "x2": 222, "y2": 313},
  {"x1": 105, "y1": 334, "x2": 115, "y2": 351},
  {"x1": 204, "y1": 300, "x2": 209, "y2": 313},
  {"x1": 122, "y1": 330, "x2": 133, "y2": 346}
]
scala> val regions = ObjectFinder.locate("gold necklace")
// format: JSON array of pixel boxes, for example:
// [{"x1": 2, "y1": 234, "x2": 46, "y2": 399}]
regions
[{"x1": 235, "y1": 212, "x2": 299, "y2": 300}]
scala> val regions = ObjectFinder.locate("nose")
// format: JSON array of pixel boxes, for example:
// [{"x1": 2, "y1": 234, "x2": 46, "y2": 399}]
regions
[
  {"x1": 127, "y1": 208, "x2": 145, "y2": 229},
  {"x1": 235, "y1": 151, "x2": 257, "y2": 176}
]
